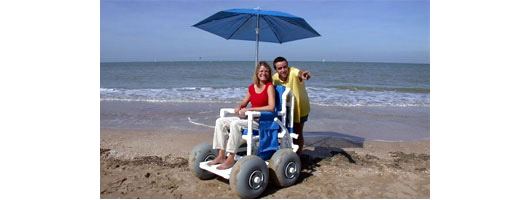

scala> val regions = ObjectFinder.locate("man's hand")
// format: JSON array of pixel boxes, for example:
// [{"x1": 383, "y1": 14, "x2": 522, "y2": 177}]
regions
[{"x1": 300, "y1": 70, "x2": 311, "y2": 80}]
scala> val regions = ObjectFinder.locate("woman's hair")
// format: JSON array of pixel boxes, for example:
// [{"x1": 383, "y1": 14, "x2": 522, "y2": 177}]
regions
[{"x1": 253, "y1": 61, "x2": 273, "y2": 86}]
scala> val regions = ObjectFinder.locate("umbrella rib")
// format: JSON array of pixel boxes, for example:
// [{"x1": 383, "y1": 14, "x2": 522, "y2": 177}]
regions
[
  {"x1": 226, "y1": 14, "x2": 253, "y2": 40},
  {"x1": 262, "y1": 16, "x2": 283, "y2": 43},
  {"x1": 277, "y1": 17, "x2": 321, "y2": 36}
]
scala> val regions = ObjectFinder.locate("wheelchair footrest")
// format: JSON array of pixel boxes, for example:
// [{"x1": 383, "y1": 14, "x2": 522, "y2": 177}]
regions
[
  {"x1": 199, "y1": 160, "x2": 271, "y2": 180},
  {"x1": 199, "y1": 161, "x2": 231, "y2": 179}
]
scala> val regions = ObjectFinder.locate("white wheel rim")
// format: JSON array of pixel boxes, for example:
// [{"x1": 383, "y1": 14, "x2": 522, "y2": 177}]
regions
[
  {"x1": 204, "y1": 154, "x2": 216, "y2": 162},
  {"x1": 248, "y1": 170, "x2": 264, "y2": 190},
  {"x1": 284, "y1": 162, "x2": 297, "y2": 179}
]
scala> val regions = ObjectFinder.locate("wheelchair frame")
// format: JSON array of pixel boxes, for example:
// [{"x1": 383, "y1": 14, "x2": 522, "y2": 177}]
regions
[
  {"x1": 189, "y1": 86, "x2": 302, "y2": 198},
  {"x1": 198, "y1": 87, "x2": 298, "y2": 179}
]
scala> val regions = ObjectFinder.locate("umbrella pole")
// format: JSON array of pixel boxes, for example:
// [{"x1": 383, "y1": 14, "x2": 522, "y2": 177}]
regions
[{"x1": 255, "y1": 14, "x2": 259, "y2": 69}]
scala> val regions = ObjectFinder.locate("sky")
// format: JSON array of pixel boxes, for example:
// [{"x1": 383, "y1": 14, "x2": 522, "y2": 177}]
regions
[{"x1": 101, "y1": 0, "x2": 430, "y2": 63}]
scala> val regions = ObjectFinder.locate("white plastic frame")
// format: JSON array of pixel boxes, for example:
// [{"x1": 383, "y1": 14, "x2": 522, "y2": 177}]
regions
[{"x1": 200, "y1": 87, "x2": 299, "y2": 178}]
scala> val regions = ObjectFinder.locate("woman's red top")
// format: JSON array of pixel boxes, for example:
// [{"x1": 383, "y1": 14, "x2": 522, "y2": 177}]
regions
[{"x1": 248, "y1": 82, "x2": 272, "y2": 108}]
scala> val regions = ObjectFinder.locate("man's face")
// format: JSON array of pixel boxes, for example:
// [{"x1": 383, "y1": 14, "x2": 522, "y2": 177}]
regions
[{"x1": 274, "y1": 61, "x2": 289, "y2": 80}]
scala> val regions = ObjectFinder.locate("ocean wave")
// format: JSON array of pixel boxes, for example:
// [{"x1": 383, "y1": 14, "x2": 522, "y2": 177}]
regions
[
  {"x1": 100, "y1": 87, "x2": 430, "y2": 107},
  {"x1": 325, "y1": 86, "x2": 430, "y2": 93},
  {"x1": 100, "y1": 87, "x2": 246, "y2": 103}
]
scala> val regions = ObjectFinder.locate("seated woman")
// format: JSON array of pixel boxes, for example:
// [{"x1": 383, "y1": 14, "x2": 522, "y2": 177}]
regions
[{"x1": 208, "y1": 61, "x2": 276, "y2": 170}]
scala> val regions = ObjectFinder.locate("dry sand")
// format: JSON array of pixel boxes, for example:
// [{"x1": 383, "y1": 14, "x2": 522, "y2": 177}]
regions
[{"x1": 101, "y1": 129, "x2": 429, "y2": 198}]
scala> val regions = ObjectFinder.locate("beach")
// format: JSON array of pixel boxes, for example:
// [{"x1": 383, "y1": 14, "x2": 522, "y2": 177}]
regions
[
  {"x1": 100, "y1": 101, "x2": 430, "y2": 198},
  {"x1": 100, "y1": 61, "x2": 429, "y2": 198},
  {"x1": 100, "y1": 129, "x2": 429, "y2": 198}
]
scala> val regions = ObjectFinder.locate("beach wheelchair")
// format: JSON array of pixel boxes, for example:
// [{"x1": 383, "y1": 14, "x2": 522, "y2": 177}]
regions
[{"x1": 189, "y1": 85, "x2": 301, "y2": 198}]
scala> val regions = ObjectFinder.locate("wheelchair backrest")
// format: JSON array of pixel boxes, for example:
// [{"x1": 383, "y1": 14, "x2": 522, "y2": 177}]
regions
[
  {"x1": 273, "y1": 85, "x2": 294, "y2": 131},
  {"x1": 274, "y1": 85, "x2": 286, "y2": 113}
]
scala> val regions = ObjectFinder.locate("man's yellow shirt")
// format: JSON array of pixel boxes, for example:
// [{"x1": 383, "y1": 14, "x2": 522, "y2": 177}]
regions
[{"x1": 272, "y1": 67, "x2": 310, "y2": 123}]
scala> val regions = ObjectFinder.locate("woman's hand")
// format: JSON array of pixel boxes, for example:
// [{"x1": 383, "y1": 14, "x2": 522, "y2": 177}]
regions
[
  {"x1": 236, "y1": 91, "x2": 251, "y2": 118},
  {"x1": 234, "y1": 106, "x2": 241, "y2": 117},
  {"x1": 238, "y1": 107, "x2": 249, "y2": 117}
]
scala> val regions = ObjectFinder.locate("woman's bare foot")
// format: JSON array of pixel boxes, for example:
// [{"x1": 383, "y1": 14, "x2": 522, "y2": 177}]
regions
[
  {"x1": 207, "y1": 156, "x2": 225, "y2": 166},
  {"x1": 216, "y1": 154, "x2": 236, "y2": 170},
  {"x1": 216, "y1": 159, "x2": 235, "y2": 170}
]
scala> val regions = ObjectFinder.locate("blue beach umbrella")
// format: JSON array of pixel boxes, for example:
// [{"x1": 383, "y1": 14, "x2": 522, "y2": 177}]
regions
[{"x1": 193, "y1": 8, "x2": 321, "y2": 67}]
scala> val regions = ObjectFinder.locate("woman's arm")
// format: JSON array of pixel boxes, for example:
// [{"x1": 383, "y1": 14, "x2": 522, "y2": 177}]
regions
[{"x1": 235, "y1": 91, "x2": 251, "y2": 117}]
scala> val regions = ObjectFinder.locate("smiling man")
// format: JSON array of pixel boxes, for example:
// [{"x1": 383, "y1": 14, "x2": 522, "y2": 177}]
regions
[{"x1": 272, "y1": 56, "x2": 311, "y2": 156}]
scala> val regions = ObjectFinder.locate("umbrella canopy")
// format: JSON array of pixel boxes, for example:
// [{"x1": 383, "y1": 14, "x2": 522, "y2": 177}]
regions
[{"x1": 193, "y1": 8, "x2": 320, "y2": 66}]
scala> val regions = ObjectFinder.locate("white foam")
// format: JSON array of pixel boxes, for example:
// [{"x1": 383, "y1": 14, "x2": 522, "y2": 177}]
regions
[
  {"x1": 187, "y1": 117, "x2": 215, "y2": 128},
  {"x1": 100, "y1": 87, "x2": 430, "y2": 107},
  {"x1": 306, "y1": 87, "x2": 429, "y2": 107}
]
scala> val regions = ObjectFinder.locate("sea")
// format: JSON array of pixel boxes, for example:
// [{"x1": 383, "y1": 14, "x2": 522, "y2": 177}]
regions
[
  {"x1": 101, "y1": 61, "x2": 429, "y2": 107},
  {"x1": 100, "y1": 61, "x2": 430, "y2": 142}
]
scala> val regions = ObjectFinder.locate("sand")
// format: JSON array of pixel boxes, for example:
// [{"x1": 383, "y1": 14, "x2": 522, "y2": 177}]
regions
[{"x1": 100, "y1": 129, "x2": 429, "y2": 198}]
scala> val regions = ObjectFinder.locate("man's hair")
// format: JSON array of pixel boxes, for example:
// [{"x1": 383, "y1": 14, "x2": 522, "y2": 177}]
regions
[{"x1": 273, "y1": 56, "x2": 288, "y2": 69}]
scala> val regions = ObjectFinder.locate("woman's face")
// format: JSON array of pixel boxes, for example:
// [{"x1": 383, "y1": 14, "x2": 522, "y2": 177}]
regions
[{"x1": 257, "y1": 65, "x2": 270, "y2": 82}]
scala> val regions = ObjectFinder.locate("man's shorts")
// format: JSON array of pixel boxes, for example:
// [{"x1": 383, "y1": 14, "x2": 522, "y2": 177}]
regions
[{"x1": 300, "y1": 115, "x2": 309, "y2": 123}]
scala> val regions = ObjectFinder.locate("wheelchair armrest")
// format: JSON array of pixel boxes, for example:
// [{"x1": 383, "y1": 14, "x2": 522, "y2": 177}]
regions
[
  {"x1": 220, "y1": 108, "x2": 235, "y2": 117},
  {"x1": 221, "y1": 108, "x2": 266, "y2": 118},
  {"x1": 244, "y1": 111, "x2": 262, "y2": 118}
]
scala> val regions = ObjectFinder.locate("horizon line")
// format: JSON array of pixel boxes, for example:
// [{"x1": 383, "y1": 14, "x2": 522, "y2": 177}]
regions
[{"x1": 100, "y1": 60, "x2": 430, "y2": 65}]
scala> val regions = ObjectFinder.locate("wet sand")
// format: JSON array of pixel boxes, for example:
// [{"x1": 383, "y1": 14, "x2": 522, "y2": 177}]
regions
[
  {"x1": 100, "y1": 129, "x2": 429, "y2": 198},
  {"x1": 100, "y1": 101, "x2": 430, "y2": 142}
]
